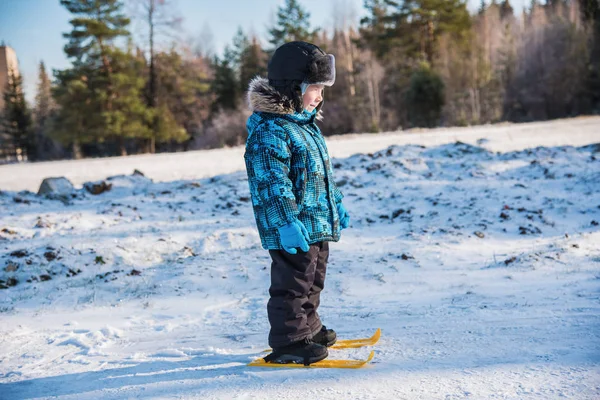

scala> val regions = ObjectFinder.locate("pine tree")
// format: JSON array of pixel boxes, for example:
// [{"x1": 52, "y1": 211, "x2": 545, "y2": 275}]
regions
[
  {"x1": 33, "y1": 61, "x2": 62, "y2": 161},
  {"x1": 479, "y1": 0, "x2": 487, "y2": 15},
  {"x1": 102, "y1": 43, "x2": 153, "y2": 149},
  {"x1": 230, "y1": 27, "x2": 249, "y2": 71},
  {"x1": 34, "y1": 62, "x2": 54, "y2": 128},
  {"x1": 60, "y1": 0, "x2": 129, "y2": 80},
  {"x1": 268, "y1": 0, "x2": 318, "y2": 50},
  {"x1": 224, "y1": 28, "x2": 268, "y2": 92},
  {"x1": 211, "y1": 47, "x2": 240, "y2": 112},
  {"x1": 54, "y1": 0, "x2": 150, "y2": 157},
  {"x1": 499, "y1": 0, "x2": 514, "y2": 20},
  {"x1": 52, "y1": 65, "x2": 100, "y2": 158},
  {"x1": 578, "y1": 0, "x2": 600, "y2": 112},
  {"x1": 405, "y1": 63, "x2": 445, "y2": 127},
  {"x1": 358, "y1": 0, "x2": 392, "y2": 60},
  {"x1": 153, "y1": 49, "x2": 210, "y2": 144},
  {"x1": 2, "y1": 68, "x2": 33, "y2": 161},
  {"x1": 239, "y1": 36, "x2": 267, "y2": 91},
  {"x1": 498, "y1": 14, "x2": 519, "y2": 120},
  {"x1": 144, "y1": 48, "x2": 189, "y2": 149},
  {"x1": 387, "y1": 0, "x2": 472, "y2": 64}
]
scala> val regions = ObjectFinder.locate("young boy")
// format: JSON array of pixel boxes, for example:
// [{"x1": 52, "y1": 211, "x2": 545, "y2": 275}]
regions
[{"x1": 244, "y1": 41, "x2": 350, "y2": 365}]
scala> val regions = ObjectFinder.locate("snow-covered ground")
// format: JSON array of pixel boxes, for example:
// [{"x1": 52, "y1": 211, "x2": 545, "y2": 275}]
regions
[{"x1": 0, "y1": 117, "x2": 599, "y2": 399}]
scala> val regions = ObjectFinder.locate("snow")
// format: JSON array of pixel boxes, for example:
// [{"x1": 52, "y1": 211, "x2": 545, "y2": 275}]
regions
[{"x1": 1, "y1": 116, "x2": 599, "y2": 399}]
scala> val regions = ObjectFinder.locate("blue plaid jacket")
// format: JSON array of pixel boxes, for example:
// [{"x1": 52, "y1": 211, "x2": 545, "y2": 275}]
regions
[{"x1": 244, "y1": 77, "x2": 344, "y2": 250}]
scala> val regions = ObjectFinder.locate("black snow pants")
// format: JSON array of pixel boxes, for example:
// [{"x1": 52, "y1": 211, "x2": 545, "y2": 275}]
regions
[{"x1": 267, "y1": 241, "x2": 329, "y2": 348}]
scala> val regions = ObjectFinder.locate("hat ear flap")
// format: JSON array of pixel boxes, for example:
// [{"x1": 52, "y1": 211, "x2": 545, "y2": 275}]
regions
[
  {"x1": 306, "y1": 54, "x2": 336, "y2": 86},
  {"x1": 292, "y1": 83, "x2": 304, "y2": 113}
]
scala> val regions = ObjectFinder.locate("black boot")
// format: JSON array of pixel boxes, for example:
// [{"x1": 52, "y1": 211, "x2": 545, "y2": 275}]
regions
[
  {"x1": 312, "y1": 325, "x2": 337, "y2": 347},
  {"x1": 264, "y1": 337, "x2": 328, "y2": 365}
]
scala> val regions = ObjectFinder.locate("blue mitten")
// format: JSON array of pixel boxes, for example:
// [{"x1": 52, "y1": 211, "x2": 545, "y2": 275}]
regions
[
  {"x1": 277, "y1": 219, "x2": 311, "y2": 254},
  {"x1": 337, "y1": 202, "x2": 350, "y2": 230}
]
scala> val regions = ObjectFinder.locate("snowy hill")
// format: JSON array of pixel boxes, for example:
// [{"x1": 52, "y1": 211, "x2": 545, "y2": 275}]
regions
[{"x1": 1, "y1": 117, "x2": 599, "y2": 399}]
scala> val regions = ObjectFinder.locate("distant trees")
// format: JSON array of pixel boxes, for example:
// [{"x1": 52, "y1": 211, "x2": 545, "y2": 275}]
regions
[
  {"x1": 33, "y1": 61, "x2": 63, "y2": 161},
  {"x1": 1, "y1": 68, "x2": 32, "y2": 161},
  {"x1": 1, "y1": 0, "x2": 597, "y2": 162},
  {"x1": 203, "y1": 28, "x2": 267, "y2": 149},
  {"x1": 353, "y1": 0, "x2": 595, "y2": 129}
]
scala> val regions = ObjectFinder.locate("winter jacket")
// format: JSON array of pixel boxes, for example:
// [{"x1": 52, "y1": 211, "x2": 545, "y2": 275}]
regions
[{"x1": 244, "y1": 77, "x2": 344, "y2": 250}]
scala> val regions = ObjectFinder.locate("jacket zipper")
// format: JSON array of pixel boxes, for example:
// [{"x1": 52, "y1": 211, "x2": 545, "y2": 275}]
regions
[{"x1": 304, "y1": 124, "x2": 338, "y2": 237}]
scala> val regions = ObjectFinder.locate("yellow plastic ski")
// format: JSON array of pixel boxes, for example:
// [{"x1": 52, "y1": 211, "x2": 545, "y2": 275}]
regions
[
  {"x1": 332, "y1": 328, "x2": 381, "y2": 349},
  {"x1": 262, "y1": 328, "x2": 381, "y2": 352},
  {"x1": 247, "y1": 351, "x2": 375, "y2": 369}
]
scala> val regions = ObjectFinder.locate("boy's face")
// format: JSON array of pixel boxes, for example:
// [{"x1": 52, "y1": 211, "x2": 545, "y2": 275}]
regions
[{"x1": 302, "y1": 84, "x2": 324, "y2": 112}]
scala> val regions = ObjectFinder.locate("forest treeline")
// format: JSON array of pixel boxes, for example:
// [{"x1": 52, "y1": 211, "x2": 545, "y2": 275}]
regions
[{"x1": 1, "y1": 0, "x2": 598, "y2": 161}]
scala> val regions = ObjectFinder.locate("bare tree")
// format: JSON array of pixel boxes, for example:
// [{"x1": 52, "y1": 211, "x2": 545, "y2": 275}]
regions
[
  {"x1": 131, "y1": 0, "x2": 183, "y2": 153},
  {"x1": 508, "y1": 1, "x2": 589, "y2": 120},
  {"x1": 332, "y1": 0, "x2": 358, "y2": 32}
]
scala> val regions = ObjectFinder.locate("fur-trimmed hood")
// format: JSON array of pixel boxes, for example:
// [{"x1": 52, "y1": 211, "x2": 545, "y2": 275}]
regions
[{"x1": 247, "y1": 77, "x2": 323, "y2": 121}]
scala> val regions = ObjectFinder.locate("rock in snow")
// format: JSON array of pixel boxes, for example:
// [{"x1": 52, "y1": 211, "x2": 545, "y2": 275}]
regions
[
  {"x1": 83, "y1": 180, "x2": 112, "y2": 195},
  {"x1": 37, "y1": 177, "x2": 75, "y2": 197}
]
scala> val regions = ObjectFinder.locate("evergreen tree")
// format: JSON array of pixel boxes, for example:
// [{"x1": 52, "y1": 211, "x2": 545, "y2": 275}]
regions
[
  {"x1": 580, "y1": 0, "x2": 600, "y2": 22},
  {"x1": 405, "y1": 63, "x2": 445, "y2": 127},
  {"x1": 154, "y1": 49, "x2": 210, "y2": 144},
  {"x1": 34, "y1": 62, "x2": 54, "y2": 128},
  {"x1": 529, "y1": 0, "x2": 539, "y2": 12},
  {"x1": 146, "y1": 48, "x2": 189, "y2": 149},
  {"x1": 52, "y1": 65, "x2": 100, "y2": 158},
  {"x1": 2, "y1": 69, "x2": 33, "y2": 161},
  {"x1": 54, "y1": 0, "x2": 150, "y2": 156},
  {"x1": 33, "y1": 61, "x2": 62, "y2": 160},
  {"x1": 230, "y1": 27, "x2": 249, "y2": 71},
  {"x1": 499, "y1": 0, "x2": 514, "y2": 20},
  {"x1": 239, "y1": 36, "x2": 267, "y2": 91},
  {"x1": 61, "y1": 0, "x2": 129, "y2": 64},
  {"x1": 497, "y1": 5, "x2": 518, "y2": 119},
  {"x1": 268, "y1": 0, "x2": 318, "y2": 50},
  {"x1": 226, "y1": 28, "x2": 267, "y2": 92},
  {"x1": 479, "y1": 0, "x2": 487, "y2": 15},
  {"x1": 102, "y1": 44, "x2": 153, "y2": 149},
  {"x1": 579, "y1": 0, "x2": 600, "y2": 112},
  {"x1": 386, "y1": 0, "x2": 472, "y2": 64},
  {"x1": 358, "y1": 0, "x2": 392, "y2": 60},
  {"x1": 211, "y1": 47, "x2": 241, "y2": 112}
]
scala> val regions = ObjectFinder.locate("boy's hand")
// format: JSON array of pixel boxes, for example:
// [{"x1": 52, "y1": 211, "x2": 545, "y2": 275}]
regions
[
  {"x1": 277, "y1": 219, "x2": 311, "y2": 254},
  {"x1": 337, "y1": 202, "x2": 350, "y2": 230}
]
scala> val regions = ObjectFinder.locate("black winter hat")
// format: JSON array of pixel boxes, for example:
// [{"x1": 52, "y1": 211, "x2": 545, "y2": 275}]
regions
[
  {"x1": 267, "y1": 41, "x2": 336, "y2": 114},
  {"x1": 268, "y1": 41, "x2": 336, "y2": 87}
]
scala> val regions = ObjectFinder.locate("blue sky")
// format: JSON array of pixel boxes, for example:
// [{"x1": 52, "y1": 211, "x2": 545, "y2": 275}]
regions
[{"x1": 0, "y1": 0, "x2": 528, "y2": 103}]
